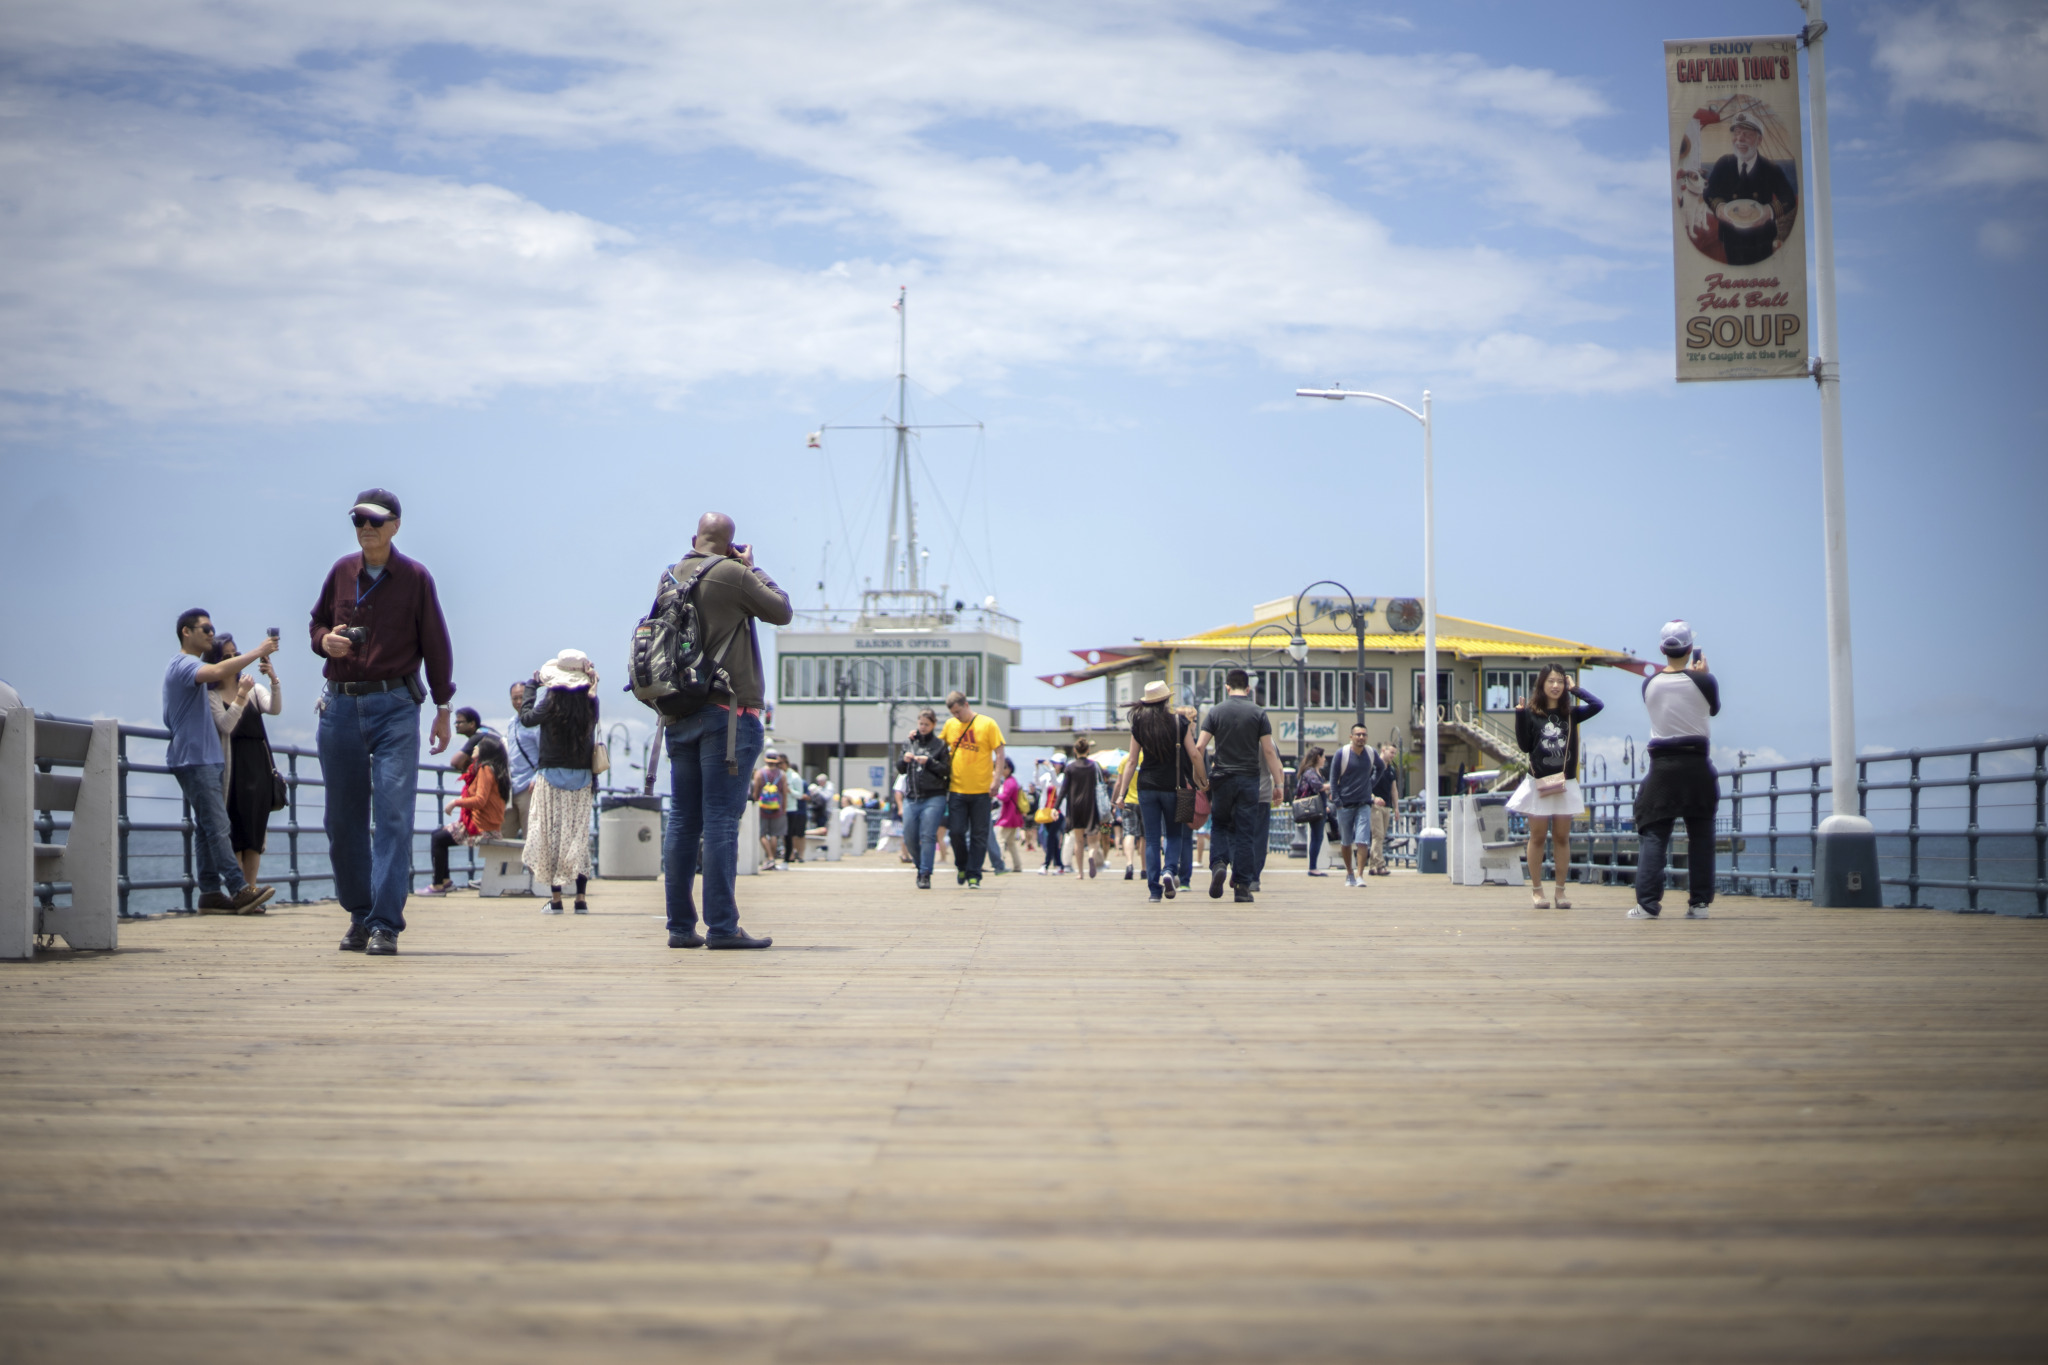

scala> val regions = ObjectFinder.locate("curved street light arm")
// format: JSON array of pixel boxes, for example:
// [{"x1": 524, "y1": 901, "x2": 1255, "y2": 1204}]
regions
[{"x1": 1295, "y1": 388, "x2": 1425, "y2": 425}]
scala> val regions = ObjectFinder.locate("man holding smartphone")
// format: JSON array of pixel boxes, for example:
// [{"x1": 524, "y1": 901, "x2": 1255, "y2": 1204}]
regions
[
  {"x1": 309, "y1": 488, "x2": 457, "y2": 957},
  {"x1": 1631, "y1": 620, "x2": 1722, "y2": 920},
  {"x1": 658, "y1": 512, "x2": 792, "y2": 950}
]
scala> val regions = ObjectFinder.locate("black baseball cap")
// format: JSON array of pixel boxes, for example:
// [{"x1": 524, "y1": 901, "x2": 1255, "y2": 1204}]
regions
[{"x1": 350, "y1": 488, "x2": 402, "y2": 519}]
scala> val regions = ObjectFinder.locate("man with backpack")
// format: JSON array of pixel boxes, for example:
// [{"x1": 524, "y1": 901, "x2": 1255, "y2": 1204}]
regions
[{"x1": 638, "y1": 512, "x2": 791, "y2": 950}]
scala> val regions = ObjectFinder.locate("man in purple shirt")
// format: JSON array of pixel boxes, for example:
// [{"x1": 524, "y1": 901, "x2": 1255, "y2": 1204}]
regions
[{"x1": 309, "y1": 488, "x2": 456, "y2": 957}]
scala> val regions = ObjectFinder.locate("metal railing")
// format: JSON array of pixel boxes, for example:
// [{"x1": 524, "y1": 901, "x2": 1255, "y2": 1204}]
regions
[
  {"x1": 1009, "y1": 703, "x2": 1130, "y2": 734},
  {"x1": 1563, "y1": 736, "x2": 2046, "y2": 916},
  {"x1": 29, "y1": 716, "x2": 649, "y2": 918}
]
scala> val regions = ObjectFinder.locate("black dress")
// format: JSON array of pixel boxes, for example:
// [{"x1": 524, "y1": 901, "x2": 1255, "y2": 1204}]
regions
[{"x1": 226, "y1": 701, "x2": 275, "y2": 853}]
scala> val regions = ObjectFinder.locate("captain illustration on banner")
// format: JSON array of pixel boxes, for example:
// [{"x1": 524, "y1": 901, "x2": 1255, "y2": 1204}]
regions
[{"x1": 1665, "y1": 35, "x2": 1809, "y2": 382}]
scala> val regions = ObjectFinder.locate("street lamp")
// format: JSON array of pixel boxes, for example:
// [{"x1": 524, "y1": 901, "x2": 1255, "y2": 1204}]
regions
[
  {"x1": 1296, "y1": 385, "x2": 1444, "y2": 864},
  {"x1": 1289, "y1": 578, "x2": 1369, "y2": 771}
]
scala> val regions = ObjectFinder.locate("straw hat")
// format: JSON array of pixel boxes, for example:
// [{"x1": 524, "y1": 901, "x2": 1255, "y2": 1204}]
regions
[
  {"x1": 1139, "y1": 680, "x2": 1172, "y2": 704},
  {"x1": 536, "y1": 649, "x2": 598, "y2": 690}
]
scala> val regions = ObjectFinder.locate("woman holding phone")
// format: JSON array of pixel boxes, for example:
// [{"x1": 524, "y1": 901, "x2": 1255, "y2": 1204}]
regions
[{"x1": 1508, "y1": 666, "x2": 1603, "y2": 908}]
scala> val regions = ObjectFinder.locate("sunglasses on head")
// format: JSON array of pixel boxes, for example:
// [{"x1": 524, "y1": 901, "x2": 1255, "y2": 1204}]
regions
[{"x1": 351, "y1": 513, "x2": 389, "y2": 529}]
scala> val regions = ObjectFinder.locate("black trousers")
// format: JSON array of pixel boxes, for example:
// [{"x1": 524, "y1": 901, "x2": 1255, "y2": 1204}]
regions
[
  {"x1": 1635, "y1": 813, "x2": 1716, "y2": 909},
  {"x1": 430, "y1": 825, "x2": 458, "y2": 884},
  {"x1": 1208, "y1": 773, "x2": 1263, "y2": 889},
  {"x1": 948, "y1": 791, "x2": 992, "y2": 878}
]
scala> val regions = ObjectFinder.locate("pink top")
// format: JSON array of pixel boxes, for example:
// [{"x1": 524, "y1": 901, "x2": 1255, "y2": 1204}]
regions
[{"x1": 995, "y1": 775, "x2": 1025, "y2": 828}]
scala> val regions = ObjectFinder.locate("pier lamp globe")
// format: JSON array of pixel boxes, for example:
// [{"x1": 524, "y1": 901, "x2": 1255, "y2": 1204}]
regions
[{"x1": 1286, "y1": 635, "x2": 1308, "y2": 663}]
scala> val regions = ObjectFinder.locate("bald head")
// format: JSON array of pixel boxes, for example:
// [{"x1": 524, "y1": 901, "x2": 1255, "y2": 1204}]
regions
[{"x1": 694, "y1": 512, "x2": 736, "y2": 556}]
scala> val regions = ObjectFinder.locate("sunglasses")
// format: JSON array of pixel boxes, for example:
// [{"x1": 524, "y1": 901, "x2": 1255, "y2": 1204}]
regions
[
  {"x1": 351, "y1": 513, "x2": 390, "y2": 529},
  {"x1": 193, "y1": 624, "x2": 215, "y2": 636}
]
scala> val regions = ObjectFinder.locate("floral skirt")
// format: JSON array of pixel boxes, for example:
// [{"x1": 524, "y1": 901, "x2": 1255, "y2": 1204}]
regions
[{"x1": 523, "y1": 779, "x2": 594, "y2": 886}]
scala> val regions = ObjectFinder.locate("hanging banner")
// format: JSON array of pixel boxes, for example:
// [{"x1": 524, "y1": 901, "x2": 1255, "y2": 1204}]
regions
[{"x1": 1666, "y1": 36, "x2": 1809, "y2": 381}]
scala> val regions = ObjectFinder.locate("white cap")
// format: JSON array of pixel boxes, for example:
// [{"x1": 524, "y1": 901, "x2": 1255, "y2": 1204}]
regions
[{"x1": 1658, "y1": 620, "x2": 1695, "y2": 656}]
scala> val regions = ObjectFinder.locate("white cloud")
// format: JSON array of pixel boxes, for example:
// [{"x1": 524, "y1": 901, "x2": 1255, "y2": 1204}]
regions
[
  {"x1": 1873, "y1": 0, "x2": 2048, "y2": 187},
  {"x1": 0, "y1": 1, "x2": 1672, "y2": 420}
]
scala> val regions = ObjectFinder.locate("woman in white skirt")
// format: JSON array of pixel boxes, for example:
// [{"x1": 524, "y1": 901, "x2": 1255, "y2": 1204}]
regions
[
  {"x1": 518, "y1": 650, "x2": 600, "y2": 914},
  {"x1": 1507, "y1": 666, "x2": 1603, "y2": 908}
]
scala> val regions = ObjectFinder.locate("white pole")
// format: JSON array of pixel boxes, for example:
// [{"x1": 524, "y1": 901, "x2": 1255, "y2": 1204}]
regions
[
  {"x1": 1420, "y1": 389, "x2": 1441, "y2": 841},
  {"x1": 1802, "y1": 0, "x2": 1862, "y2": 831}
]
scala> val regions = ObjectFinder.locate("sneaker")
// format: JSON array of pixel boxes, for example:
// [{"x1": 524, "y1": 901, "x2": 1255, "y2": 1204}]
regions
[
  {"x1": 1124, "y1": 867, "x2": 1134, "y2": 881},
  {"x1": 1162, "y1": 873, "x2": 1177, "y2": 900},
  {"x1": 416, "y1": 882, "x2": 452, "y2": 897},
  {"x1": 1248, "y1": 880, "x2": 1260, "y2": 893},
  {"x1": 1685, "y1": 904, "x2": 1711, "y2": 919},
  {"x1": 966, "y1": 877, "x2": 982, "y2": 889},
  {"x1": 1233, "y1": 889, "x2": 1255, "y2": 904},
  {"x1": 1628, "y1": 905, "x2": 1661, "y2": 919},
  {"x1": 573, "y1": 900, "x2": 588, "y2": 914},
  {"x1": 1088, "y1": 852, "x2": 1100, "y2": 878},
  {"x1": 1209, "y1": 866, "x2": 1228, "y2": 900},
  {"x1": 543, "y1": 902, "x2": 564, "y2": 915},
  {"x1": 366, "y1": 928, "x2": 398, "y2": 955},
  {"x1": 1344, "y1": 874, "x2": 1358, "y2": 888},
  {"x1": 1147, "y1": 892, "x2": 1163, "y2": 903},
  {"x1": 1037, "y1": 867, "x2": 1049, "y2": 876},
  {"x1": 958, "y1": 871, "x2": 968, "y2": 886},
  {"x1": 916, "y1": 874, "x2": 931, "y2": 890}
]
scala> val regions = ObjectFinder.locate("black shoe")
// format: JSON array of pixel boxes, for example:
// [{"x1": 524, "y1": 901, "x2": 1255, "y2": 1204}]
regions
[
  {"x1": 1248, "y1": 879, "x2": 1261, "y2": 893},
  {"x1": 706, "y1": 929, "x2": 773, "y2": 950},
  {"x1": 1124, "y1": 867, "x2": 1134, "y2": 881},
  {"x1": 366, "y1": 928, "x2": 398, "y2": 956},
  {"x1": 338, "y1": 923, "x2": 370, "y2": 952},
  {"x1": 1233, "y1": 889, "x2": 1255, "y2": 904},
  {"x1": 957, "y1": 871, "x2": 967, "y2": 886},
  {"x1": 916, "y1": 874, "x2": 931, "y2": 889},
  {"x1": 668, "y1": 930, "x2": 705, "y2": 948},
  {"x1": 1209, "y1": 866, "x2": 1228, "y2": 899}
]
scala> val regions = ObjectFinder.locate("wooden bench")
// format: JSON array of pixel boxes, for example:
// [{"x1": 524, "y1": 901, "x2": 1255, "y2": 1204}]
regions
[{"x1": 1, "y1": 707, "x2": 119, "y2": 957}]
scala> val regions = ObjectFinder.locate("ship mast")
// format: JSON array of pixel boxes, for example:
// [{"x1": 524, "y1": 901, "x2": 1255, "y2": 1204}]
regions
[{"x1": 882, "y1": 287, "x2": 920, "y2": 592}]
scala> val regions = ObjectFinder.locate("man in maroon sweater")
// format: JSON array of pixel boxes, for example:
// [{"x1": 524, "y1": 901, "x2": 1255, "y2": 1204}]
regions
[{"x1": 309, "y1": 488, "x2": 457, "y2": 957}]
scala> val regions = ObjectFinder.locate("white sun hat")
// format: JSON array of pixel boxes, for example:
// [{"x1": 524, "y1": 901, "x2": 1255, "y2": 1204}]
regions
[{"x1": 536, "y1": 649, "x2": 598, "y2": 690}]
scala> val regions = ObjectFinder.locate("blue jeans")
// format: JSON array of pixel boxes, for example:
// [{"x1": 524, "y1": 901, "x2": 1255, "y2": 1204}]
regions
[
  {"x1": 1040, "y1": 814, "x2": 1065, "y2": 868},
  {"x1": 664, "y1": 707, "x2": 766, "y2": 938},
  {"x1": 1332, "y1": 803, "x2": 1371, "y2": 847},
  {"x1": 1308, "y1": 816, "x2": 1325, "y2": 870},
  {"x1": 903, "y1": 794, "x2": 947, "y2": 876},
  {"x1": 1635, "y1": 813, "x2": 1716, "y2": 910},
  {"x1": 948, "y1": 791, "x2": 992, "y2": 878},
  {"x1": 318, "y1": 689, "x2": 421, "y2": 935},
  {"x1": 1208, "y1": 772, "x2": 1262, "y2": 890},
  {"x1": 174, "y1": 764, "x2": 245, "y2": 898},
  {"x1": 1138, "y1": 789, "x2": 1185, "y2": 895}
]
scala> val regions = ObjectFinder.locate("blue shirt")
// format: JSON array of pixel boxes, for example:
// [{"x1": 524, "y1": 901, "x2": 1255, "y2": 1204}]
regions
[
  {"x1": 162, "y1": 654, "x2": 221, "y2": 769},
  {"x1": 541, "y1": 766, "x2": 591, "y2": 791},
  {"x1": 507, "y1": 718, "x2": 542, "y2": 795},
  {"x1": 1329, "y1": 744, "x2": 1379, "y2": 806}
]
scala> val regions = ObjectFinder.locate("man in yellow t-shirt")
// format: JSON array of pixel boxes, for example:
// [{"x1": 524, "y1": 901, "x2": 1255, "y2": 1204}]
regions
[{"x1": 940, "y1": 689, "x2": 1006, "y2": 887}]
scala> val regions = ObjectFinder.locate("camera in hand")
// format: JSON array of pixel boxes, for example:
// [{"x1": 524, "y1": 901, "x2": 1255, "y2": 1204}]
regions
[{"x1": 338, "y1": 625, "x2": 369, "y2": 649}]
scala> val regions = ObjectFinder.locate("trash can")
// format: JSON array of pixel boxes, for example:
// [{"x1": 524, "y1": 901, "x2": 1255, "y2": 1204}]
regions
[
  {"x1": 1417, "y1": 829, "x2": 1447, "y2": 875},
  {"x1": 598, "y1": 795, "x2": 663, "y2": 879}
]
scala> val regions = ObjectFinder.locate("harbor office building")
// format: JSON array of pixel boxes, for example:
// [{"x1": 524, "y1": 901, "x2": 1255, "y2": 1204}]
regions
[
  {"x1": 769, "y1": 596, "x2": 1023, "y2": 793},
  {"x1": 1040, "y1": 595, "x2": 1638, "y2": 797}
]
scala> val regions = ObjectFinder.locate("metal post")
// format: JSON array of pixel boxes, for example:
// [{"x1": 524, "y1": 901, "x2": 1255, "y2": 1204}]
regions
[
  {"x1": 1354, "y1": 615, "x2": 1366, "y2": 732},
  {"x1": 1420, "y1": 389, "x2": 1442, "y2": 858},
  {"x1": 1294, "y1": 653, "x2": 1306, "y2": 772},
  {"x1": 1800, "y1": 0, "x2": 1880, "y2": 906},
  {"x1": 116, "y1": 729, "x2": 131, "y2": 919},
  {"x1": 287, "y1": 750, "x2": 301, "y2": 904}
]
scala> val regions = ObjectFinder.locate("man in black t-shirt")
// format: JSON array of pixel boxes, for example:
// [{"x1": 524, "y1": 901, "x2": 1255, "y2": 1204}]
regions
[{"x1": 1200, "y1": 669, "x2": 1286, "y2": 903}]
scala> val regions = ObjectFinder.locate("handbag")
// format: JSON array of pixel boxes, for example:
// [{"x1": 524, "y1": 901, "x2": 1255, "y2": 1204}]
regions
[
  {"x1": 261, "y1": 733, "x2": 288, "y2": 812},
  {"x1": 1172, "y1": 716, "x2": 1198, "y2": 825},
  {"x1": 1291, "y1": 793, "x2": 1325, "y2": 824},
  {"x1": 591, "y1": 740, "x2": 611, "y2": 776},
  {"x1": 1532, "y1": 705, "x2": 1573, "y2": 797}
]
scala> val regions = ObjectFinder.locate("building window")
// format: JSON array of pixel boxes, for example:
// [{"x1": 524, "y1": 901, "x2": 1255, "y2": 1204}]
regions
[
  {"x1": 1356, "y1": 669, "x2": 1391, "y2": 711},
  {"x1": 985, "y1": 656, "x2": 1006, "y2": 704},
  {"x1": 1411, "y1": 670, "x2": 1454, "y2": 714},
  {"x1": 1484, "y1": 669, "x2": 1536, "y2": 711}
]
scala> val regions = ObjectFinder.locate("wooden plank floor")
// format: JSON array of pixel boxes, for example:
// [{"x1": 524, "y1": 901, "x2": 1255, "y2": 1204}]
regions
[{"x1": 3, "y1": 860, "x2": 2046, "y2": 1363}]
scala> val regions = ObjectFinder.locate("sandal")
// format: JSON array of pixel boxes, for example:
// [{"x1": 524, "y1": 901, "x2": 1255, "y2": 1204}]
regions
[
  {"x1": 1553, "y1": 889, "x2": 1572, "y2": 909},
  {"x1": 1529, "y1": 889, "x2": 1550, "y2": 909}
]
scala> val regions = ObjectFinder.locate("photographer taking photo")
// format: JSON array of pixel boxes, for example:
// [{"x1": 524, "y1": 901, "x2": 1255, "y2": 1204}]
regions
[{"x1": 1631, "y1": 620, "x2": 1721, "y2": 921}]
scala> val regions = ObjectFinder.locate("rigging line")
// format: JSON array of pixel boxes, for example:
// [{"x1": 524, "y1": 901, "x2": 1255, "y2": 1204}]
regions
[
  {"x1": 905, "y1": 374, "x2": 985, "y2": 427},
  {"x1": 841, "y1": 432, "x2": 896, "y2": 598},
  {"x1": 816, "y1": 435, "x2": 857, "y2": 607},
  {"x1": 910, "y1": 438, "x2": 990, "y2": 596},
  {"x1": 976, "y1": 425, "x2": 997, "y2": 601}
]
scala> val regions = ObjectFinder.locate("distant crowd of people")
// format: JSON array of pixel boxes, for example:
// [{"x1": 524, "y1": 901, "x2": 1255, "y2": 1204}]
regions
[{"x1": 149, "y1": 485, "x2": 1723, "y2": 953}]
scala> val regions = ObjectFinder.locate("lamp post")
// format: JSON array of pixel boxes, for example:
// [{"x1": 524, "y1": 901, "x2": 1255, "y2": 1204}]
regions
[
  {"x1": 1297, "y1": 385, "x2": 1444, "y2": 866},
  {"x1": 834, "y1": 663, "x2": 854, "y2": 800},
  {"x1": 1289, "y1": 579, "x2": 1369, "y2": 770}
]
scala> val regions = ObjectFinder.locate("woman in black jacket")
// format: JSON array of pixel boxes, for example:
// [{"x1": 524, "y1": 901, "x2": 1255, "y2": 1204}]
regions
[
  {"x1": 896, "y1": 708, "x2": 952, "y2": 889},
  {"x1": 1507, "y1": 665, "x2": 1603, "y2": 909},
  {"x1": 518, "y1": 649, "x2": 600, "y2": 913}
]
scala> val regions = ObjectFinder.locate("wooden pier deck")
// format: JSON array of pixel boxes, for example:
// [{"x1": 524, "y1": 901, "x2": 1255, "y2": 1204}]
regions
[{"x1": 3, "y1": 863, "x2": 2045, "y2": 1363}]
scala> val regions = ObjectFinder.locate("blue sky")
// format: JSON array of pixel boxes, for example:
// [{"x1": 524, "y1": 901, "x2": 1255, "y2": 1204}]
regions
[{"x1": 2, "y1": 0, "x2": 2043, "y2": 771}]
